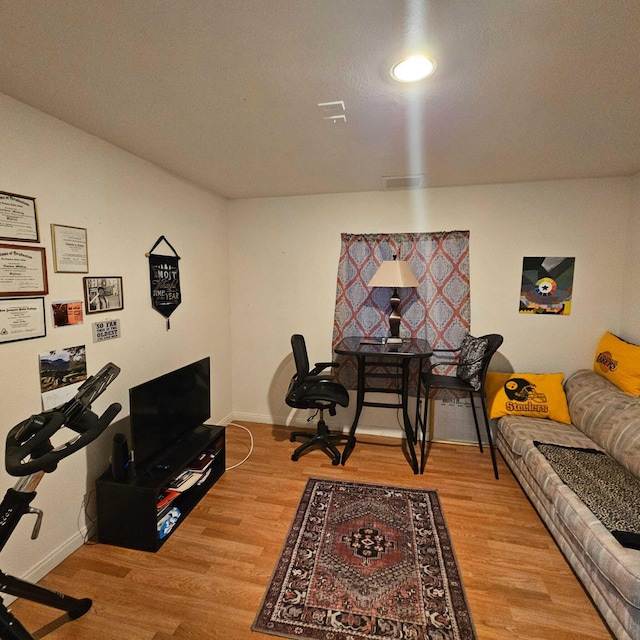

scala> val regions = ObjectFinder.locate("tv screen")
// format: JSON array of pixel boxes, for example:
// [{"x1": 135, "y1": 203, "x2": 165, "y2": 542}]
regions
[{"x1": 129, "y1": 357, "x2": 210, "y2": 469}]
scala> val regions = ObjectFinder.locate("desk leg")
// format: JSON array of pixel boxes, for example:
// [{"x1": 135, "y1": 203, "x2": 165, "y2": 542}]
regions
[
  {"x1": 401, "y1": 360, "x2": 419, "y2": 474},
  {"x1": 341, "y1": 355, "x2": 364, "y2": 465}
]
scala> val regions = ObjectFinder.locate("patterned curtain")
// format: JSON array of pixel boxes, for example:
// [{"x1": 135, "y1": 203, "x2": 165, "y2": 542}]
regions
[{"x1": 332, "y1": 231, "x2": 471, "y2": 390}]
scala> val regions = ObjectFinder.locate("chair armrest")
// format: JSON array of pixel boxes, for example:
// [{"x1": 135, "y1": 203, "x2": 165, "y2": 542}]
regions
[
  {"x1": 432, "y1": 347, "x2": 462, "y2": 354},
  {"x1": 302, "y1": 375, "x2": 328, "y2": 383},
  {"x1": 310, "y1": 361, "x2": 339, "y2": 375},
  {"x1": 426, "y1": 352, "x2": 484, "y2": 374}
]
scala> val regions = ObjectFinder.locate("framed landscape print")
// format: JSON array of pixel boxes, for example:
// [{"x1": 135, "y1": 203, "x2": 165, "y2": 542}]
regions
[{"x1": 83, "y1": 277, "x2": 123, "y2": 314}]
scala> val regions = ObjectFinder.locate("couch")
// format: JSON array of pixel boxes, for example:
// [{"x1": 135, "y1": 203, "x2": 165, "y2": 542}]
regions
[{"x1": 496, "y1": 368, "x2": 640, "y2": 640}]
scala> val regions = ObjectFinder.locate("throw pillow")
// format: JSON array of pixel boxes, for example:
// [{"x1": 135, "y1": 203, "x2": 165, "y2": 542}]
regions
[
  {"x1": 485, "y1": 372, "x2": 571, "y2": 424},
  {"x1": 593, "y1": 332, "x2": 640, "y2": 396},
  {"x1": 456, "y1": 334, "x2": 489, "y2": 390}
]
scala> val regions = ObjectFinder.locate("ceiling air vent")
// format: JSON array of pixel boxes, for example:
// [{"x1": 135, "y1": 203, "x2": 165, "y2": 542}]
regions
[{"x1": 382, "y1": 174, "x2": 426, "y2": 190}]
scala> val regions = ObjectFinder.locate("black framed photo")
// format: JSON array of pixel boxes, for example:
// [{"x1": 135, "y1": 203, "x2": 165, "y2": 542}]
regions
[{"x1": 83, "y1": 277, "x2": 123, "y2": 314}]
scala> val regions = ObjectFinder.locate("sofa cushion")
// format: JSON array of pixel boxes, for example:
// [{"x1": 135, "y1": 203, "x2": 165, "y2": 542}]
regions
[
  {"x1": 566, "y1": 370, "x2": 640, "y2": 461},
  {"x1": 485, "y1": 372, "x2": 571, "y2": 423},
  {"x1": 594, "y1": 332, "x2": 640, "y2": 396},
  {"x1": 552, "y1": 482, "x2": 640, "y2": 610},
  {"x1": 496, "y1": 414, "x2": 596, "y2": 458},
  {"x1": 606, "y1": 406, "x2": 640, "y2": 481}
]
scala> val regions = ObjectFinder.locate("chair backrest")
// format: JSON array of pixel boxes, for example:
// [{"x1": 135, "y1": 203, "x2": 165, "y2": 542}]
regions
[
  {"x1": 477, "y1": 334, "x2": 504, "y2": 384},
  {"x1": 291, "y1": 334, "x2": 310, "y2": 380},
  {"x1": 456, "y1": 333, "x2": 503, "y2": 390}
]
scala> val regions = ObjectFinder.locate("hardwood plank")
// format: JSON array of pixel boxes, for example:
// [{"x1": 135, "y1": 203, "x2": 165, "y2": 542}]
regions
[{"x1": 8, "y1": 422, "x2": 613, "y2": 639}]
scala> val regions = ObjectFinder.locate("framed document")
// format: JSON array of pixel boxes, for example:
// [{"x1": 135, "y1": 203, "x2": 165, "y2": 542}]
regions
[
  {"x1": 0, "y1": 244, "x2": 48, "y2": 297},
  {"x1": 51, "y1": 224, "x2": 89, "y2": 273},
  {"x1": 83, "y1": 276, "x2": 124, "y2": 314},
  {"x1": 0, "y1": 191, "x2": 39, "y2": 242},
  {"x1": 0, "y1": 297, "x2": 46, "y2": 344}
]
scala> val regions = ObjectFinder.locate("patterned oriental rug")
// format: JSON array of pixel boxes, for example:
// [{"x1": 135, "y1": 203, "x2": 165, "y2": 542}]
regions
[{"x1": 252, "y1": 478, "x2": 477, "y2": 640}]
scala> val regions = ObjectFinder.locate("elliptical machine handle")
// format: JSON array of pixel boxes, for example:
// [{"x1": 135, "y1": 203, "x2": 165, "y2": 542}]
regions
[{"x1": 5, "y1": 403, "x2": 122, "y2": 476}]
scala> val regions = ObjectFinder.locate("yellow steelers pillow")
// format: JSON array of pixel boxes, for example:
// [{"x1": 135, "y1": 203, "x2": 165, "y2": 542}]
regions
[
  {"x1": 594, "y1": 332, "x2": 640, "y2": 396},
  {"x1": 485, "y1": 372, "x2": 571, "y2": 423}
]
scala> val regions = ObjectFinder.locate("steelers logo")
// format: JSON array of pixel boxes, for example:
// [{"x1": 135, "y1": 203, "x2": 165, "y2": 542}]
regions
[{"x1": 535, "y1": 277, "x2": 557, "y2": 297}]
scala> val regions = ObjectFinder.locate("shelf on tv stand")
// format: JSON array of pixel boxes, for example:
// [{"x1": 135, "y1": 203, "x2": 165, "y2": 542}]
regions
[{"x1": 96, "y1": 424, "x2": 225, "y2": 552}]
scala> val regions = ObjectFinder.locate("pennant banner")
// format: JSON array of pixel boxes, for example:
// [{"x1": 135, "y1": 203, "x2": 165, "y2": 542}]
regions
[{"x1": 148, "y1": 252, "x2": 181, "y2": 330}]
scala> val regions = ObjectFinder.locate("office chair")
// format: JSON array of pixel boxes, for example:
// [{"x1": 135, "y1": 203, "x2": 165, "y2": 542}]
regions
[
  {"x1": 285, "y1": 334, "x2": 350, "y2": 465},
  {"x1": 420, "y1": 333, "x2": 503, "y2": 478}
]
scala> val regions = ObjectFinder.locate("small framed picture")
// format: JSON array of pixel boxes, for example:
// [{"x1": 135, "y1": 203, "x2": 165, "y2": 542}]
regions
[
  {"x1": 51, "y1": 224, "x2": 89, "y2": 273},
  {"x1": 83, "y1": 277, "x2": 124, "y2": 314}
]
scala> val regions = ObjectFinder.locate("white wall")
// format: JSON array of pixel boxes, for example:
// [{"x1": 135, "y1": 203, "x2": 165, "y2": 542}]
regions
[
  {"x1": 1, "y1": 87, "x2": 637, "y2": 589},
  {"x1": 0, "y1": 94, "x2": 232, "y2": 585},
  {"x1": 621, "y1": 172, "x2": 640, "y2": 344},
  {"x1": 228, "y1": 178, "x2": 632, "y2": 438}
]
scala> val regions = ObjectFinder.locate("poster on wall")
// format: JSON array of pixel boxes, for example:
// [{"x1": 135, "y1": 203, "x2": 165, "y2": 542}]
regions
[
  {"x1": 38, "y1": 344, "x2": 87, "y2": 410},
  {"x1": 519, "y1": 256, "x2": 575, "y2": 315},
  {"x1": 52, "y1": 300, "x2": 84, "y2": 327},
  {"x1": 147, "y1": 235, "x2": 181, "y2": 330}
]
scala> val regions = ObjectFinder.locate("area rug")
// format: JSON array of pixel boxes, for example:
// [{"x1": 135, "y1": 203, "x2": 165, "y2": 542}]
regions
[
  {"x1": 534, "y1": 441, "x2": 640, "y2": 549},
  {"x1": 252, "y1": 478, "x2": 476, "y2": 639}
]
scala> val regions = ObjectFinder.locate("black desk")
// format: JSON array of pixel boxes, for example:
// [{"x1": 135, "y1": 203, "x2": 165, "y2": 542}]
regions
[{"x1": 334, "y1": 336, "x2": 433, "y2": 473}]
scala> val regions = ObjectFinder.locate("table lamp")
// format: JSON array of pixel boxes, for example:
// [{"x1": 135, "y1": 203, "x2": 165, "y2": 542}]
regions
[{"x1": 368, "y1": 255, "x2": 419, "y2": 343}]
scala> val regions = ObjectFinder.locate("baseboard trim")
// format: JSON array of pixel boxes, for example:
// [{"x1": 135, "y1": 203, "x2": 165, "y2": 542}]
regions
[
  {"x1": 3, "y1": 527, "x2": 88, "y2": 605},
  {"x1": 227, "y1": 412, "x2": 481, "y2": 446}
]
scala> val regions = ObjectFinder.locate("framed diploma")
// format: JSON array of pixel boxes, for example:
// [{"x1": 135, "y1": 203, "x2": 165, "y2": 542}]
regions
[
  {"x1": 0, "y1": 191, "x2": 39, "y2": 242},
  {"x1": 0, "y1": 297, "x2": 46, "y2": 344},
  {"x1": 51, "y1": 224, "x2": 89, "y2": 273},
  {"x1": 0, "y1": 243, "x2": 49, "y2": 297}
]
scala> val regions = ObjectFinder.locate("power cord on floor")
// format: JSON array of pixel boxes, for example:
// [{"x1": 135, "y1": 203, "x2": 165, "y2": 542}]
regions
[{"x1": 225, "y1": 422, "x2": 254, "y2": 471}]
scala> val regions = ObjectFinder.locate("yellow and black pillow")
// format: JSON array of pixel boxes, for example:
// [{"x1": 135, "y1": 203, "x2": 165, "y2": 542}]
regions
[
  {"x1": 485, "y1": 372, "x2": 571, "y2": 424},
  {"x1": 594, "y1": 332, "x2": 640, "y2": 396}
]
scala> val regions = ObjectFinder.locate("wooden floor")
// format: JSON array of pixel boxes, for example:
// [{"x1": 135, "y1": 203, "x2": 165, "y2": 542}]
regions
[{"x1": 8, "y1": 422, "x2": 613, "y2": 639}]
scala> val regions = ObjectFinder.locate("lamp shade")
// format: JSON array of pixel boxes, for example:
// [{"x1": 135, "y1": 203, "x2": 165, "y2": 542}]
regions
[{"x1": 368, "y1": 259, "x2": 419, "y2": 288}]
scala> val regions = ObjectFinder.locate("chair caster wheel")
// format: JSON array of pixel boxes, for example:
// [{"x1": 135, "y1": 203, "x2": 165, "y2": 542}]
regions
[
  {"x1": 331, "y1": 457, "x2": 340, "y2": 466},
  {"x1": 290, "y1": 434, "x2": 296, "y2": 442},
  {"x1": 291, "y1": 453, "x2": 299, "y2": 461}
]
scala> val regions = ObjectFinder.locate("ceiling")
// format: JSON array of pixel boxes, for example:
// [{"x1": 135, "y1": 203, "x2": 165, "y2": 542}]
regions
[{"x1": 0, "y1": 1, "x2": 638, "y2": 199}]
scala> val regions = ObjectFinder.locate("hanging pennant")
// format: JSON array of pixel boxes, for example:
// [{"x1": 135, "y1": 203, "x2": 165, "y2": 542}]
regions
[{"x1": 146, "y1": 236, "x2": 181, "y2": 330}]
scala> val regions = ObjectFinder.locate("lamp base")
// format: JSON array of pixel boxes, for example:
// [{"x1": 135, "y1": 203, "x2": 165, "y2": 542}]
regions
[{"x1": 386, "y1": 336, "x2": 403, "y2": 344}]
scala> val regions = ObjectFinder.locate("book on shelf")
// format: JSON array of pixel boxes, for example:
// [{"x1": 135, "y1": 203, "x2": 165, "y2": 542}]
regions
[
  {"x1": 156, "y1": 488, "x2": 180, "y2": 511},
  {"x1": 188, "y1": 450, "x2": 217, "y2": 472},
  {"x1": 168, "y1": 469, "x2": 204, "y2": 493}
]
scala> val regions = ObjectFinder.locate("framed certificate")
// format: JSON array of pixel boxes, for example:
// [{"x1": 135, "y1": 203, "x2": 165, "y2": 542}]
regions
[
  {"x1": 51, "y1": 224, "x2": 89, "y2": 273},
  {"x1": 0, "y1": 297, "x2": 46, "y2": 344},
  {"x1": 0, "y1": 191, "x2": 39, "y2": 242},
  {"x1": 0, "y1": 243, "x2": 49, "y2": 297}
]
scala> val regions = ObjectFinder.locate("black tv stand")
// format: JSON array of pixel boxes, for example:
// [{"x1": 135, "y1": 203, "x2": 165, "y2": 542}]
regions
[{"x1": 96, "y1": 424, "x2": 225, "y2": 551}]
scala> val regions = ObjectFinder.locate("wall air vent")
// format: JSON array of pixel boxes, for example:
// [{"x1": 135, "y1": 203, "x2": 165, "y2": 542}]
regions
[{"x1": 382, "y1": 174, "x2": 426, "y2": 190}]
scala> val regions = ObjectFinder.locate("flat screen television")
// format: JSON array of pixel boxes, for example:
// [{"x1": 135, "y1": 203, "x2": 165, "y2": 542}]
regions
[{"x1": 129, "y1": 357, "x2": 210, "y2": 471}]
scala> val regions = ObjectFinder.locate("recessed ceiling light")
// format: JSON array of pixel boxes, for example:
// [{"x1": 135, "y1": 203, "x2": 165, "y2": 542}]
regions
[{"x1": 390, "y1": 55, "x2": 437, "y2": 83}]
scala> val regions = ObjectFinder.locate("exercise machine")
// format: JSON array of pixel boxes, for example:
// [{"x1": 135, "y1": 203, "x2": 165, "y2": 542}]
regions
[{"x1": 0, "y1": 363, "x2": 121, "y2": 640}]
